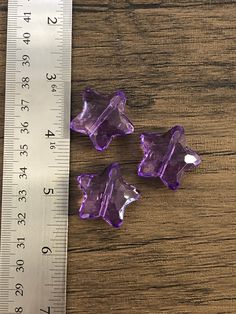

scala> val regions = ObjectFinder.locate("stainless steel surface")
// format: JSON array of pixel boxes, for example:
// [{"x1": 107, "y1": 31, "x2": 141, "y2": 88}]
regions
[{"x1": 0, "y1": 0, "x2": 72, "y2": 313}]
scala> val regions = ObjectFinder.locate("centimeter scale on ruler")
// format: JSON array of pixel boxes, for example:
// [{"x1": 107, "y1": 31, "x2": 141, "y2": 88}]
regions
[{"x1": 0, "y1": 0, "x2": 72, "y2": 313}]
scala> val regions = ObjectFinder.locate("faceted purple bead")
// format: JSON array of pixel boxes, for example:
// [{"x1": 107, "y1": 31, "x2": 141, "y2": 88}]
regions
[
  {"x1": 71, "y1": 88, "x2": 134, "y2": 151},
  {"x1": 138, "y1": 126, "x2": 201, "y2": 190},
  {"x1": 77, "y1": 163, "x2": 140, "y2": 228}
]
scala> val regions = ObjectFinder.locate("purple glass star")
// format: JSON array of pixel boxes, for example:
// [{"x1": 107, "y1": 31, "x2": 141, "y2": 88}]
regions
[
  {"x1": 138, "y1": 126, "x2": 201, "y2": 190},
  {"x1": 71, "y1": 88, "x2": 134, "y2": 151},
  {"x1": 77, "y1": 163, "x2": 140, "y2": 228}
]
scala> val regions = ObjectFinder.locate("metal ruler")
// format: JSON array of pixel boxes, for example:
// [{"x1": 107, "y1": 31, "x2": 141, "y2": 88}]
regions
[{"x1": 0, "y1": 0, "x2": 72, "y2": 313}]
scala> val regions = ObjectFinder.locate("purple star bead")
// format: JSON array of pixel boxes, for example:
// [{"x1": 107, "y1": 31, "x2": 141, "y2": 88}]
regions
[
  {"x1": 71, "y1": 88, "x2": 134, "y2": 151},
  {"x1": 138, "y1": 126, "x2": 201, "y2": 190},
  {"x1": 77, "y1": 163, "x2": 140, "y2": 228}
]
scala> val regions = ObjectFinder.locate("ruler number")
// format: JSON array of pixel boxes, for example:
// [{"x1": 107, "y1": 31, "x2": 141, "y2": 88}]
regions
[
  {"x1": 15, "y1": 307, "x2": 23, "y2": 313},
  {"x1": 15, "y1": 283, "x2": 24, "y2": 297},
  {"x1": 20, "y1": 144, "x2": 28, "y2": 157},
  {"x1": 17, "y1": 213, "x2": 26, "y2": 225},
  {"x1": 16, "y1": 259, "x2": 25, "y2": 273},
  {"x1": 45, "y1": 130, "x2": 55, "y2": 138},
  {"x1": 43, "y1": 188, "x2": 54, "y2": 195},
  {"x1": 46, "y1": 73, "x2": 57, "y2": 94},
  {"x1": 46, "y1": 73, "x2": 57, "y2": 81},
  {"x1": 22, "y1": 76, "x2": 30, "y2": 89},
  {"x1": 40, "y1": 307, "x2": 51, "y2": 314},
  {"x1": 21, "y1": 99, "x2": 30, "y2": 111},
  {"x1": 23, "y1": 32, "x2": 31, "y2": 45},
  {"x1": 45, "y1": 130, "x2": 56, "y2": 149},
  {"x1": 18, "y1": 196, "x2": 27, "y2": 202},
  {"x1": 50, "y1": 142, "x2": 56, "y2": 150},
  {"x1": 18, "y1": 189, "x2": 27, "y2": 201},
  {"x1": 24, "y1": 12, "x2": 31, "y2": 23},
  {"x1": 19, "y1": 167, "x2": 28, "y2": 180},
  {"x1": 22, "y1": 54, "x2": 30, "y2": 67},
  {"x1": 48, "y1": 16, "x2": 58, "y2": 25},
  {"x1": 51, "y1": 84, "x2": 57, "y2": 93},
  {"x1": 42, "y1": 246, "x2": 52, "y2": 255},
  {"x1": 17, "y1": 238, "x2": 25, "y2": 249},
  {"x1": 18, "y1": 191, "x2": 27, "y2": 201},
  {"x1": 20, "y1": 121, "x2": 29, "y2": 134}
]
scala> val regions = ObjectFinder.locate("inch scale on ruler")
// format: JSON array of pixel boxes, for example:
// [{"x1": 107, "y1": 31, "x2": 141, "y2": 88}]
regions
[{"x1": 0, "y1": 0, "x2": 72, "y2": 313}]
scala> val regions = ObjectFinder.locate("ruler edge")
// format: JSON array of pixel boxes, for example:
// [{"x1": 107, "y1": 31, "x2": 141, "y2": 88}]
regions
[
  {"x1": 61, "y1": 0, "x2": 73, "y2": 312},
  {"x1": 0, "y1": 1, "x2": 19, "y2": 310},
  {"x1": 0, "y1": 0, "x2": 18, "y2": 245}
]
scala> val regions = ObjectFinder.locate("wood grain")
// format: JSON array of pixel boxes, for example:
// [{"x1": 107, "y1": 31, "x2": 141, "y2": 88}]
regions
[{"x1": 0, "y1": 0, "x2": 236, "y2": 313}]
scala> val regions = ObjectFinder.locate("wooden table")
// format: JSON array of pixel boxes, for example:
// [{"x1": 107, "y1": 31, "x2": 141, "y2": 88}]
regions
[{"x1": 0, "y1": 1, "x2": 236, "y2": 313}]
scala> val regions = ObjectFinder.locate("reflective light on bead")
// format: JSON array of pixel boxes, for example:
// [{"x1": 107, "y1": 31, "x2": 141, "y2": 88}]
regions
[{"x1": 138, "y1": 126, "x2": 201, "y2": 190}]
